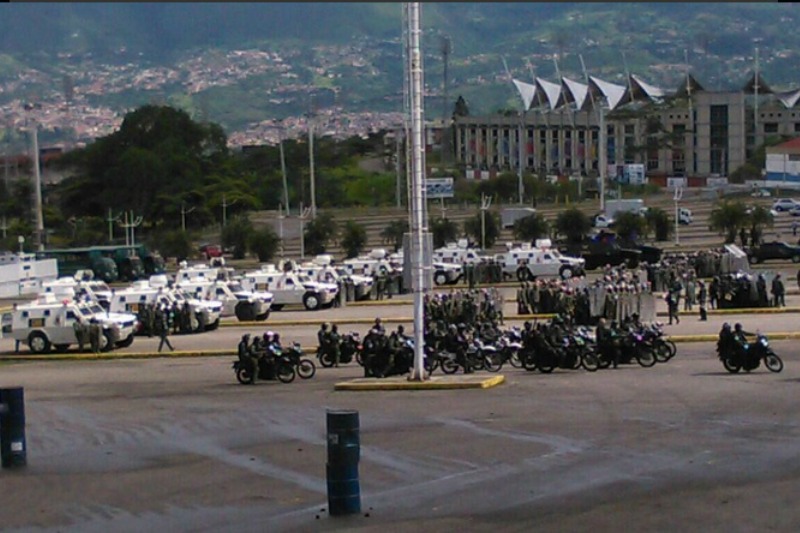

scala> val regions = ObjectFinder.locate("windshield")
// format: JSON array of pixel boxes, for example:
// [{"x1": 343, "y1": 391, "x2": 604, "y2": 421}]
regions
[
  {"x1": 87, "y1": 304, "x2": 105, "y2": 314},
  {"x1": 228, "y1": 282, "x2": 245, "y2": 292},
  {"x1": 78, "y1": 306, "x2": 93, "y2": 316},
  {"x1": 297, "y1": 274, "x2": 313, "y2": 284}
]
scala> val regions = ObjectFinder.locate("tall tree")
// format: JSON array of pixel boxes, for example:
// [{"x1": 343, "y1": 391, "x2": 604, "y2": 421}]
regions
[
  {"x1": 464, "y1": 212, "x2": 500, "y2": 249},
  {"x1": 709, "y1": 201, "x2": 748, "y2": 244},
  {"x1": 340, "y1": 220, "x2": 367, "y2": 258},
  {"x1": 555, "y1": 208, "x2": 591, "y2": 244}
]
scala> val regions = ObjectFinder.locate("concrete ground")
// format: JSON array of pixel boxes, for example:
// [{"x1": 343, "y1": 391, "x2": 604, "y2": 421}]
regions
[{"x1": 0, "y1": 339, "x2": 799, "y2": 532}]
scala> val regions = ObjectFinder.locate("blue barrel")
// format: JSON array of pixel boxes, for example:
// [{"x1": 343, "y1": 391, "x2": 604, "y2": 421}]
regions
[
  {"x1": 0, "y1": 387, "x2": 27, "y2": 469},
  {"x1": 326, "y1": 409, "x2": 360, "y2": 516}
]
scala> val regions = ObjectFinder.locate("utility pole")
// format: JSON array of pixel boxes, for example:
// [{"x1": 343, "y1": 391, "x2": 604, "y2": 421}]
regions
[
  {"x1": 674, "y1": 187, "x2": 683, "y2": 246},
  {"x1": 308, "y1": 111, "x2": 317, "y2": 219},
  {"x1": 181, "y1": 202, "x2": 196, "y2": 232},
  {"x1": 118, "y1": 211, "x2": 143, "y2": 248},
  {"x1": 277, "y1": 120, "x2": 290, "y2": 217},
  {"x1": 222, "y1": 194, "x2": 238, "y2": 228},
  {"x1": 395, "y1": 128, "x2": 403, "y2": 208},
  {"x1": 277, "y1": 203, "x2": 285, "y2": 258},
  {"x1": 599, "y1": 106, "x2": 607, "y2": 212},
  {"x1": 106, "y1": 208, "x2": 120, "y2": 243},
  {"x1": 480, "y1": 193, "x2": 492, "y2": 250},
  {"x1": 298, "y1": 203, "x2": 312, "y2": 259},
  {"x1": 30, "y1": 122, "x2": 44, "y2": 251}
]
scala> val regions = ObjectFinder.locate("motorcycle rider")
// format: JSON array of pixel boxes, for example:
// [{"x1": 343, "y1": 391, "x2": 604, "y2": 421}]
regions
[
  {"x1": 733, "y1": 322, "x2": 758, "y2": 367},
  {"x1": 329, "y1": 324, "x2": 342, "y2": 367},
  {"x1": 596, "y1": 318, "x2": 620, "y2": 369},
  {"x1": 238, "y1": 334, "x2": 260, "y2": 384},
  {"x1": 445, "y1": 324, "x2": 471, "y2": 374},
  {"x1": 317, "y1": 323, "x2": 329, "y2": 353},
  {"x1": 717, "y1": 322, "x2": 735, "y2": 360}
]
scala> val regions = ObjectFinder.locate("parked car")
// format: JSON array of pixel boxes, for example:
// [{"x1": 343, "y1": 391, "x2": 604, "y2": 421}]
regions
[
  {"x1": 593, "y1": 214, "x2": 615, "y2": 229},
  {"x1": 199, "y1": 244, "x2": 223, "y2": 260},
  {"x1": 748, "y1": 241, "x2": 800, "y2": 264},
  {"x1": 751, "y1": 188, "x2": 772, "y2": 198},
  {"x1": 771, "y1": 198, "x2": 800, "y2": 212}
]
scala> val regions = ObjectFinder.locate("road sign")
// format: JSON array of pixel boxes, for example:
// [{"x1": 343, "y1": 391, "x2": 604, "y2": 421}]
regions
[{"x1": 425, "y1": 177, "x2": 454, "y2": 199}]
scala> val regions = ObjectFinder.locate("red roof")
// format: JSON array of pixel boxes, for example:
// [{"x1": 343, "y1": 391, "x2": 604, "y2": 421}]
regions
[{"x1": 774, "y1": 137, "x2": 800, "y2": 151}]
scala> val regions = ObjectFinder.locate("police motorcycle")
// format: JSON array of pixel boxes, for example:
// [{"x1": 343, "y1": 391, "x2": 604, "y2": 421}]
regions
[
  {"x1": 484, "y1": 329, "x2": 524, "y2": 372},
  {"x1": 642, "y1": 322, "x2": 676, "y2": 363},
  {"x1": 233, "y1": 333, "x2": 296, "y2": 384},
  {"x1": 717, "y1": 323, "x2": 783, "y2": 373},
  {"x1": 317, "y1": 330, "x2": 360, "y2": 367},
  {"x1": 362, "y1": 327, "x2": 415, "y2": 378},
  {"x1": 284, "y1": 340, "x2": 316, "y2": 379},
  {"x1": 519, "y1": 319, "x2": 581, "y2": 373},
  {"x1": 439, "y1": 324, "x2": 488, "y2": 374}
]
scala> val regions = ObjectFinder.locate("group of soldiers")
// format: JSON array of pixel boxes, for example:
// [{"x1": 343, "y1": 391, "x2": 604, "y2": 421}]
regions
[
  {"x1": 71, "y1": 317, "x2": 106, "y2": 353},
  {"x1": 423, "y1": 289, "x2": 505, "y2": 332},
  {"x1": 136, "y1": 301, "x2": 199, "y2": 337},
  {"x1": 460, "y1": 261, "x2": 504, "y2": 288},
  {"x1": 711, "y1": 272, "x2": 786, "y2": 309},
  {"x1": 516, "y1": 265, "x2": 655, "y2": 326}
]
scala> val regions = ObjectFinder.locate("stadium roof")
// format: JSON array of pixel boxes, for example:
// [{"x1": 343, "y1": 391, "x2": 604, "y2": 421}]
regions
[{"x1": 511, "y1": 72, "x2": 798, "y2": 112}]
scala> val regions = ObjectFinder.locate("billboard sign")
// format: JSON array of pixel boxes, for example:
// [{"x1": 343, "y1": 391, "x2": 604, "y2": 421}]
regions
[{"x1": 425, "y1": 177, "x2": 454, "y2": 199}]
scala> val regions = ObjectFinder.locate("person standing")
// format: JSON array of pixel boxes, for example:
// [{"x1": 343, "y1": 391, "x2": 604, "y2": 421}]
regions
[
  {"x1": 697, "y1": 280, "x2": 708, "y2": 321},
  {"x1": 89, "y1": 319, "x2": 102, "y2": 354},
  {"x1": 73, "y1": 316, "x2": 87, "y2": 352},
  {"x1": 772, "y1": 274, "x2": 786, "y2": 308},
  {"x1": 793, "y1": 219, "x2": 798, "y2": 237},
  {"x1": 156, "y1": 307, "x2": 174, "y2": 352}
]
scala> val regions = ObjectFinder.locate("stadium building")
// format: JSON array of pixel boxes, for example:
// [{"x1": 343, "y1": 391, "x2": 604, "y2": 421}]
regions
[{"x1": 453, "y1": 72, "x2": 800, "y2": 187}]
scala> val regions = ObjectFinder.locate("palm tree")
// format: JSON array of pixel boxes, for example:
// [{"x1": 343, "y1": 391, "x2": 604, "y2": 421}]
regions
[
  {"x1": 430, "y1": 217, "x2": 460, "y2": 248},
  {"x1": 709, "y1": 201, "x2": 748, "y2": 244},
  {"x1": 747, "y1": 205, "x2": 774, "y2": 246},
  {"x1": 614, "y1": 211, "x2": 648, "y2": 242},
  {"x1": 380, "y1": 219, "x2": 409, "y2": 252},
  {"x1": 512, "y1": 213, "x2": 550, "y2": 242},
  {"x1": 555, "y1": 208, "x2": 591, "y2": 244},
  {"x1": 644, "y1": 207, "x2": 672, "y2": 241}
]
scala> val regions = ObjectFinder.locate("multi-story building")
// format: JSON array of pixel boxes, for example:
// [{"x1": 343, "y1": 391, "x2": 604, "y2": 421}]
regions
[{"x1": 453, "y1": 73, "x2": 800, "y2": 184}]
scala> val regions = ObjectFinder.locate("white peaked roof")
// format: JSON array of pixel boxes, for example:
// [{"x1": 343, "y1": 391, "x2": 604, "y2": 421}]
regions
[
  {"x1": 512, "y1": 78, "x2": 537, "y2": 111},
  {"x1": 535, "y1": 77, "x2": 563, "y2": 110},
  {"x1": 561, "y1": 77, "x2": 589, "y2": 110},
  {"x1": 630, "y1": 74, "x2": 665, "y2": 101},
  {"x1": 589, "y1": 76, "x2": 628, "y2": 110},
  {"x1": 776, "y1": 88, "x2": 800, "y2": 109}
]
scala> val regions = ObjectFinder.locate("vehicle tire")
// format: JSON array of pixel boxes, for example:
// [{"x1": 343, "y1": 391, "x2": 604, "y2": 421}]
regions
[
  {"x1": 440, "y1": 358, "x2": 459, "y2": 374},
  {"x1": 28, "y1": 331, "x2": 51, "y2": 354},
  {"x1": 434, "y1": 271, "x2": 448, "y2": 286},
  {"x1": 271, "y1": 304, "x2": 284, "y2": 311},
  {"x1": 792, "y1": 255, "x2": 800, "y2": 264},
  {"x1": 485, "y1": 353, "x2": 503, "y2": 373},
  {"x1": 749, "y1": 255, "x2": 760, "y2": 264},
  {"x1": 635, "y1": 347, "x2": 656, "y2": 368},
  {"x1": 509, "y1": 350, "x2": 523, "y2": 369},
  {"x1": 722, "y1": 356, "x2": 741, "y2": 373},
  {"x1": 559, "y1": 266, "x2": 573, "y2": 280},
  {"x1": 521, "y1": 352, "x2": 538, "y2": 372},
  {"x1": 54, "y1": 344, "x2": 70, "y2": 353},
  {"x1": 424, "y1": 357, "x2": 438, "y2": 374},
  {"x1": 255, "y1": 311, "x2": 270, "y2": 321},
  {"x1": 116, "y1": 335, "x2": 134, "y2": 348},
  {"x1": 665, "y1": 340, "x2": 677, "y2": 359},
  {"x1": 206, "y1": 318, "x2": 220, "y2": 331},
  {"x1": 654, "y1": 342, "x2": 672, "y2": 363},
  {"x1": 537, "y1": 363, "x2": 555, "y2": 374},
  {"x1": 765, "y1": 353, "x2": 784, "y2": 373},
  {"x1": 236, "y1": 365, "x2": 253, "y2": 384},
  {"x1": 100, "y1": 331, "x2": 114, "y2": 352},
  {"x1": 319, "y1": 351, "x2": 335, "y2": 368},
  {"x1": 276, "y1": 361, "x2": 296, "y2": 383},
  {"x1": 581, "y1": 352, "x2": 600, "y2": 372},
  {"x1": 303, "y1": 292, "x2": 321, "y2": 311},
  {"x1": 235, "y1": 301, "x2": 257, "y2": 322},
  {"x1": 297, "y1": 359, "x2": 317, "y2": 379}
]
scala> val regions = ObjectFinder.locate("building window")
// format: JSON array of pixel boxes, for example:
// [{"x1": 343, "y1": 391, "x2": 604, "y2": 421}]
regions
[
  {"x1": 764, "y1": 123, "x2": 779, "y2": 134},
  {"x1": 795, "y1": 123, "x2": 800, "y2": 133},
  {"x1": 624, "y1": 124, "x2": 635, "y2": 135}
]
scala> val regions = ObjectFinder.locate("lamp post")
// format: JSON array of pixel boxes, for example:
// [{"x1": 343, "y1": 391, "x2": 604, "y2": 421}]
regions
[
  {"x1": 674, "y1": 186, "x2": 683, "y2": 246},
  {"x1": 275, "y1": 120, "x2": 291, "y2": 217},
  {"x1": 298, "y1": 203, "x2": 312, "y2": 259},
  {"x1": 22, "y1": 104, "x2": 44, "y2": 251},
  {"x1": 480, "y1": 193, "x2": 492, "y2": 250},
  {"x1": 181, "y1": 202, "x2": 196, "y2": 232}
]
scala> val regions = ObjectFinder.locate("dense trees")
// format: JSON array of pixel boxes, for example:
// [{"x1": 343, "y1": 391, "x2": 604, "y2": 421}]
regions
[
  {"x1": 555, "y1": 208, "x2": 591, "y2": 244},
  {"x1": 709, "y1": 201, "x2": 748, "y2": 243},
  {"x1": 464, "y1": 211, "x2": 500, "y2": 249}
]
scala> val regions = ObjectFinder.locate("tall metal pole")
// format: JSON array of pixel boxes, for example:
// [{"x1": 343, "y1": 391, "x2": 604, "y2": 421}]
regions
[
  {"x1": 278, "y1": 124, "x2": 290, "y2": 218},
  {"x1": 408, "y1": 2, "x2": 427, "y2": 381},
  {"x1": 308, "y1": 117, "x2": 317, "y2": 219},
  {"x1": 754, "y1": 46, "x2": 760, "y2": 149},
  {"x1": 31, "y1": 125, "x2": 44, "y2": 251},
  {"x1": 599, "y1": 106, "x2": 607, "y2": 212},
  {"x1": 518, "y1": 111, "x2": 525, "y2": 204},
  {"x1": 395, "y1": 129, "x2": 402, "y2": 208},
  {"x1": 107, "y1": 208, "x2": 115, "y2": 242},
  {"x1": 674, "y1": 187, "x2": 682, "y2": 246}
]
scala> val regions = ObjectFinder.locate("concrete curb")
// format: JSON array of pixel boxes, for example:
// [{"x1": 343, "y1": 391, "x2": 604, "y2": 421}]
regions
[{"x1": 334, "y1": 375, "x2": 505, "y2": 391}]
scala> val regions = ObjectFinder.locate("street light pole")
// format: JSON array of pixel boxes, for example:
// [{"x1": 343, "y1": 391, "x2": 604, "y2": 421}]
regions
[
  {"x1": 674, "y1": 186, "x2": 683, "y2": 246},
  {"x1": 181, "y1": 202, "x2": 196, "y2": 232},
  {"x1": 30, "y1": 122, "x2": 44, "y2": 251},
  {"x1": 308, "y1": 116, "x2": 317, "y2": 219},
  {"x1": 480, "y1": 193, "x2": 493, "y2": 250},
  {"x1": 277, "y1": 122, "x2": 290, "y2": 217},
  {"x1": 298, "y1": 203, "x2": 312, "y2": 259}
]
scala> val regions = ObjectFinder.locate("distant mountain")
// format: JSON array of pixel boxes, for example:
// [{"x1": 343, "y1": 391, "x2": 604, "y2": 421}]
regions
[{"x1": 1, "y1": 3, "x2": 799, "y2": 142}]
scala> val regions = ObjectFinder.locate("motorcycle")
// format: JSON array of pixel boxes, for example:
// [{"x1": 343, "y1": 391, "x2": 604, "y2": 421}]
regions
[
  {"x1": 233, "y1": 347, "x2": 296, "y2": 384},
  {"x1": 284, "y1": 341, "x2": 316, "y2": 379},
  {"x1": 484, "y1": 333, "x2": 523, "y2": 372},
  {"x1": 362, "y1": 336, "x2": 414, "y2": 378},
  {"x1": 317, "y1": 332, "x2": 361, "y2": 367},
  {"x1": 643, "y1": 323, "x2": 676, "y2": 363},
  {"x1": 719, "y1": 333, "x2": 783, "y2": 373}
]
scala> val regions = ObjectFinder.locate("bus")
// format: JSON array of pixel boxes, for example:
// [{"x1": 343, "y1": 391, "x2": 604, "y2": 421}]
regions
[
  {"x1": 36, "y1": 245, "x2": 166, "y2": 283},
  {"x1": 35, "y1": 248, "x2": 118, "y2": 283}
]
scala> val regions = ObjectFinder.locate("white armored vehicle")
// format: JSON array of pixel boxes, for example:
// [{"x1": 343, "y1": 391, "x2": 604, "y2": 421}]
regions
[
  {"x1": 5, "y1": 293, "x2": 136, "y2": 354},
  {"x1": 495, "y1": 240, "x2": 585, "y2": 281},
  {"x1": 297, "y1": 255, "x2": 374, "y2": 300},
  {"x1": 241, "y1": 264, "x2": 337, "y2": 311}
]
